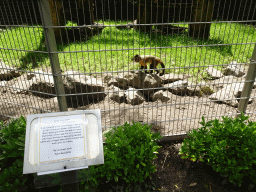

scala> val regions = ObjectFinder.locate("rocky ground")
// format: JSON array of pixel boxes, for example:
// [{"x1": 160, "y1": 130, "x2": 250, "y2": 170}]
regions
[
  {"x1": 1, "y1": 61, "x2": 256, "y2": 192},
  {"x1": 0, "y1": 60, "x2": 256, "y2": 136}
]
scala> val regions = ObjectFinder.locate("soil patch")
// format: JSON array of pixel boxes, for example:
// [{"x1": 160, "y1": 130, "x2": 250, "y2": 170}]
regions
[
  {"x1": 1, "y1": 84, "x2": 256, "y2": 135},
  {"x1": 87, "y1": 140, "x2": 255, "y2": 192}
]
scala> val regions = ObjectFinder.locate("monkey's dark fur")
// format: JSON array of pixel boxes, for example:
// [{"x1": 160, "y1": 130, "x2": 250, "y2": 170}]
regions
[{"x1": 131, "y1": 54, "x2": 165, "y2": 76}]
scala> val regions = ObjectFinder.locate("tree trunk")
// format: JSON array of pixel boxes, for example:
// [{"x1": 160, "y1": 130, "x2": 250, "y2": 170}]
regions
[
  {"x1": 78, "y1": 0, "x2": 94, "y2": 26},
  {"x1": 137, "y1": 2, "x2": 152, "y2": 32},
  {"x1": 48, "y1": 0, "x2": 65, "y2": 44},
  {"x1": 189, "y1": 0, "x2": 214, "y2": 40}
]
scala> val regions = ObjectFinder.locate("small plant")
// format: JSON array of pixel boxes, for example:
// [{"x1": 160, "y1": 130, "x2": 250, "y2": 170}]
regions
[
  {"x1": 85, "y1": 122, "x2": 162, "y2": 191},
  {"x1": 65, "y1": 21, "x2": 78, "y2": 30},
  {"x1": 0, "y1": 116, "x2": 30, "y2": 192},
  {"x1": 179, "y1": 113, "x2": 256, "y2": 188},
  {"x1": 200, "y1": 86, "x2": 214, "y2": 95},
  {"x1": 0, "y1": 116, "x2": 26, "y2": 168},
  {"x1": 0, "y1": 159, "x2": 27, "y2": 192}
]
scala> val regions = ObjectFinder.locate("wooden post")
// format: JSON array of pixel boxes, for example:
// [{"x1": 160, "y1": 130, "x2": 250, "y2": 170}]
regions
[
  {"x1": 236, "y1": 44, "x2": 256, "y2": 118},
  {"x1": 78, "y1": 0, "x2": 95, "y2": 25},
  {"x1": 46, "y1": 0, "x2": 65, "y2": 44},
  {"x1": 38, "y1": 1, "x2": 78, "y2": 191},
  {"x1": 137, "y1": 1, "x2": 151, "y2": 32},
  {"x1": 38, "y1": 0, "x2": 67, "y2": 112},
  {"x1": 189, "y1": 0, "x2": 214, "y2": 39}
]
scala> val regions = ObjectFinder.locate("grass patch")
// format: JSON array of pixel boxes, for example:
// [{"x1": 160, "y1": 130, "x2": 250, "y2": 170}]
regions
[{"x1": 0, "y1": 21, "x2": 255, "y2": 81}]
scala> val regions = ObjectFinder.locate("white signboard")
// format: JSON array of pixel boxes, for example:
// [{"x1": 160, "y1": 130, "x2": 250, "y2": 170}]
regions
[
  {"x1": 38, "y1": 114, "x2": 87, "y2": 163},
  {"x1": 23, "y1": 110, "x2": 104, "y2": 175}
]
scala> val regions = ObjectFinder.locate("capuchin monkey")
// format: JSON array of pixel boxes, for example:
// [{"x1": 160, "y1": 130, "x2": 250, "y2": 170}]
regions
[{"x1": 131, "y1": 54, "x2": 165, "y2": 76}]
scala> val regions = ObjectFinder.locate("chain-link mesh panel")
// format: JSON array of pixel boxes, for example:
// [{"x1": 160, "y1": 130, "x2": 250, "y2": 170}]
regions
[{"x1": 0, "y1": 0, "x2": 256, "y2": 137}]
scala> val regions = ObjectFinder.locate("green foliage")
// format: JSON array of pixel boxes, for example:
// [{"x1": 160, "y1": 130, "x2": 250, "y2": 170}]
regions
[
  {"x1": 0, "y1": 116, "x2": 27, "y2": 192},
  {"x1": 65, "y1": 20, "x2": 78, "y2": 29},
  {"x1": 0, "y1": 116, "x2": 26, "y2": 168},
  {"x1": 179, "y1": 113, "x2": 256, "y2": 188},
  {"x1": 1, "y1": 22, "x2": 255, "y2": 81},
  {"x1": 87, "y1": 122, "x2": 162, "y2": 189},
  {"x1": 0, "y1": 159, "x2": 27, "y2": 192}
]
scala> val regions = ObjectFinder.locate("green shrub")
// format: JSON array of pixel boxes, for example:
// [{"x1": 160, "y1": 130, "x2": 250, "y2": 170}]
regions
[
  {"x1": 179, "y1": 113, "x2": 256, "y2": 188},
  {"x1": 0, "y1": 116, "x2": 28, "y2": 192},
  {"x1": 0, "y1": 116, "x2": 26, "y2": 168},
  {"x1": 0, "y1": 159, "x2": 27, "y2": 192},
  {"x1": 87, "y1": 122, "x2": 162, "y2": 189}
]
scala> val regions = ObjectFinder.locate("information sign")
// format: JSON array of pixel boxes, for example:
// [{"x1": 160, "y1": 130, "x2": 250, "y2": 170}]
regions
[{"x1": 23, "y1": 110, "x2": 104, "y2": 175}]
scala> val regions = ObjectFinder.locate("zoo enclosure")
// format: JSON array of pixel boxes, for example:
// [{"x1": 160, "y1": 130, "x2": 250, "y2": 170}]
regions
[{"x1": 0, "y1": 0, "x2": 256, "y2": 138}]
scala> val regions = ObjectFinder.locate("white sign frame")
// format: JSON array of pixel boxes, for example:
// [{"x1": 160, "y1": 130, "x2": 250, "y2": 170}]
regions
[{"x1": 23, "y1": 110, "x2": 104, "y2": 175}]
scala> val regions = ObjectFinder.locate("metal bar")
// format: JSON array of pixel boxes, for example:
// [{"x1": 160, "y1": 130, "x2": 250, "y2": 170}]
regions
[
  {"x1": 236, "y1": 45, "x2": 256, "y2": 118},
  {"x1": 2, "y1": 41, "x2": 256, "y2": 54},
  {"x1": 2, "y1": 19, "x2": 256, "y2": 28},
  {"x1": 0, "y1": 100, "x2": 52, "y2": 112},
  {"x1": 0, "y1": 61, "x2": 251, "y2": 75},
  {"x1": 37, "y1": 0, "x2": 76, "y2": 192},
  {"x1": 38, "y1": 0, "x2": 67, "y2": 112}
]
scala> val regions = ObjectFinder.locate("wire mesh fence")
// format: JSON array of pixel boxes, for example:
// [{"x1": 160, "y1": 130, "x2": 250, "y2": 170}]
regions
[{"x1": 0, "y1": 0, "x2": 256, "y2": 137}]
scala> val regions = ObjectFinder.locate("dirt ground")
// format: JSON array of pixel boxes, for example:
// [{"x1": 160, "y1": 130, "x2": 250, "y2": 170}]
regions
[
  {"x1": 1, "y1": 84, "x2": 256, "y2": 192},
  {"x1": 1, "y1": 84, "x2": 256, "y2": 138},
  {"x1": 22, "y1": 139, "x2": 256, "y2": 192},
  {"x1": 88, "y1": 139, "x2": 255, "y2": 192}
]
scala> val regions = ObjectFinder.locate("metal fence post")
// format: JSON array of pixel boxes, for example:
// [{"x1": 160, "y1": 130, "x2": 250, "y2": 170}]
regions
[
  {"x1": 236, "y1": 44, "x2": 256, "y2": 118},
  {"x1": 38, "y1": 0, "x2": 67, "y2": 112},
  {"x1": 38, "y1": 1, "x2": 79, "y2": 192}
]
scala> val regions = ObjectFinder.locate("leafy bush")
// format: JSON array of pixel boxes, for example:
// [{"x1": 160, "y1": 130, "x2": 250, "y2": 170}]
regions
[
  {"x1": 0, "y1": 159, "x2": 27, "y2": 192},
  {"x1": 0, "y1": 116, "x2": 26, "y2": 168},
  {"x1": 0, "y1": 116, "x2": 29, "y2": 192},
  {"x1": 87, "y1": 122, "x2": 162, "y2": 189},
  {"x1": 179, "y1": 113, "x2": 256, "y2": 188}
]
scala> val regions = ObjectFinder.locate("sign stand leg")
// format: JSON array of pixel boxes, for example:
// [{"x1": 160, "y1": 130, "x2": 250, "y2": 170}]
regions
[{"x1": 60, "y1": 170, "x2": 79, "y2": 192}]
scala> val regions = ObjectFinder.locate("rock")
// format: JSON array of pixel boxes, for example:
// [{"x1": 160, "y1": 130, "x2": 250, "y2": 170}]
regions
[
  {"x1": 164, "y1": 80, "x2": 188, "y2": 95},
  {"x1": 187, "y1": 81, "x2": 214, "y2": 96},
  {"x1": 209, "y1": 89, "x2": 239, "y2": 107},
  {"x1": 0, "y1": 80, "x2": 7, "y2": 92},
  {"x1": 224, "y1": 82, "x2": 244, "y2": 97},
  {"x1": 113, "y1": 72, "x2": 131, "y2": 89},
  {"x1": 29, "y1": 74, "x2": 56, "y2": 98},
  {"x1": 63, "y1": 71, "x2": 106, "y2": 103},
  {"x1": 125, "y1": 87, "x2": 145, "y2": 105},
  {"x1": 0, "y1": 81, "x2": 6, "y2": 87},
  {"x1": 102, "y1": 73, "x2": 114, "y2": 84},
  {"x1": 151, "y1": 90, "x2": 173, "y2": 102},
  {"x1": 0, "y1": 62, "x2": 254, "y2": 109},
  {"x1": 172, "y1": 143, "x2": 182, "y2": 153},
  {"x1": 11, "y1": 74, "x2": 34, "y2": 94},
  {"x1": 108, "y1": 85, "x2": 126, "y2": 103},
  {"x1": 187, "y1": 81, "x2": 203, "y2": 96},
  {"x1": 205, "y1": 66, "x2": 223, "y2": 79},
  {"x1": 161, "y1": 73, "x2": 186, "y2": 83},
  {"x1": 64, "y1": 71, "x2": 104, "y2": 89},
  {"x1": 223, "y1": 61, "x2": 245, "y2": 77},
  {"x1": 209, "y1": 82, "x2": 252, "y2": 107},
  {"x1": 0, "y1": 61, "x2": 21, "y2": 80},
  {"x1": 200, "y1": 86, "x2": 215, "y2": 95},
  {"x1": 27, "y1": 70, "x2": 45, "y2": 80},
  {"x1": 27, "y1": 73, "x2": 35, "y2": 80},
  {"x1": 28, "y1": 71, "x2": 106, "y2": 103},
  {"x1": 107, "y1": 78, "x2": 119, "y2": 87},
  {"x1": 126, "y1": 72, "x2": 162, "y2": 95},
  {"x1": 211, "y1": 76, "x2": 243, "y2": 92}
]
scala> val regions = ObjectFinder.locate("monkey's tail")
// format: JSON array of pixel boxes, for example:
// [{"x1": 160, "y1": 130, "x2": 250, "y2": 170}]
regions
[{"x1": 159, "y1": 62, "x2": 165, "y2": 76}]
